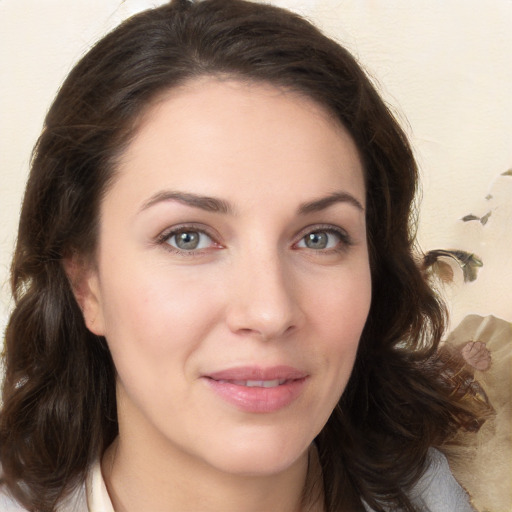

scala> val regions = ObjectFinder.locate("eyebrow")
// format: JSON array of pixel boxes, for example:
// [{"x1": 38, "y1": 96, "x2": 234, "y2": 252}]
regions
[
  {"x1": 140, "y1": 191, "x2": 233, "y2": 214},
  {"x1": 298, "y1": 192, "x2": 365, "y2": 214},
  {"x1": 139, "y1": 190, "x2": 364, "y2": 215}
]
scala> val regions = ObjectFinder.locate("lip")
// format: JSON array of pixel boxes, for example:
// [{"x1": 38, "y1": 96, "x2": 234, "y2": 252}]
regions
[{"x1": 202, "y1": 366, "x2": 308, "y2": 413}]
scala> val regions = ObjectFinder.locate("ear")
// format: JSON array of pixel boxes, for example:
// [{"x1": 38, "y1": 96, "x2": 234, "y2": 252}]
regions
[{"x1": 63, "y1": 254, "x2": 106, "y2": 336}]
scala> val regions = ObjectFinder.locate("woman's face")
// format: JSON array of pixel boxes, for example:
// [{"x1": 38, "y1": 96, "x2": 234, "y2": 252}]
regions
[{"x1": 81, "y1": 79, "x2": 371, "y2": 476}]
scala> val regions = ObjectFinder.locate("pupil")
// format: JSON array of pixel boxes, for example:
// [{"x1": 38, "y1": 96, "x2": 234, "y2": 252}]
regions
[
  {"x1": 306, "y1": 232, "x2": 327, "y2": 249},
  {"x1": 176, "y1": 231, "x2": 199, "y2": 250}
]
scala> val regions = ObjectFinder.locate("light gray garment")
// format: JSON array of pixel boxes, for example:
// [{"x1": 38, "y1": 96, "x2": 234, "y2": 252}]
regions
[
  {"x1": 408, "y1": 449, "x2": 475, "y2": 512},
  {"x1": 0, "y1": 449, "x2": 475, "y2": 511},
  {"x1": 362, "y1": 449, "x2": 475, "y2": 512}
]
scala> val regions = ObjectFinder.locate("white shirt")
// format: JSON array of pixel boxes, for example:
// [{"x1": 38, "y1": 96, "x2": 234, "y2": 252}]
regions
[{"x1": 0, "y1": 449, "x2": 474, "y2": 511}]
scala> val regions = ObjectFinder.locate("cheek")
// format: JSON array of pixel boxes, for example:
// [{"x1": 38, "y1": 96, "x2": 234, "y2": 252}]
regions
[
  {"x1": 97, "y1": 261, "x2": 224, "y2": 365},
  {"x1": 96, "y1": 266, "x2": 225, "y2": 421},
  {"x1": 313, "y1": 269, "x2": 371, "y2": 337},
  {"x1": 293, "y1": 269, "x2": 370, "y2": 438},
  {"x1": 309, "y1": 267, "x2": 371, "y2": 378}
]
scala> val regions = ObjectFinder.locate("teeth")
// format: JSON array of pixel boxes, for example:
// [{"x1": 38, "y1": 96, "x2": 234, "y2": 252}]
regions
[
  {"x1": 219, "y1": 379, "x2": 286, "y2": 388},
  {"x1": 247, "y1": 379, "x2": 280, "y2": 388}
]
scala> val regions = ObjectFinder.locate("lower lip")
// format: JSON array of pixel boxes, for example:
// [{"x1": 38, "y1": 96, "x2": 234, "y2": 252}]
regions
[{"x1": 204, "y1": 378, "x2": 307, "y2": 413}]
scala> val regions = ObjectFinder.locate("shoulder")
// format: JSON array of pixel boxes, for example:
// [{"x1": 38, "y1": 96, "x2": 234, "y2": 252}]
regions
[
  {"x1": 362, "y1": 448, "x2": 475, "y2": 512},
  {"x1": 408, "y1": 448, "x2": 476, "y2": 512}
]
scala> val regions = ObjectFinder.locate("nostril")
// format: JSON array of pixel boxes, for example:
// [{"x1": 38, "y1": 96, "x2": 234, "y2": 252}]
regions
[
  {"x1": 233, "y1": 323, "x2": 297, "y2": 341},
  {"x1": 237, "y1": 327, "x2": 256, "y2": 336},
  {"x1": 282, "y1": 325, "x2": 296, "y2": 336}
]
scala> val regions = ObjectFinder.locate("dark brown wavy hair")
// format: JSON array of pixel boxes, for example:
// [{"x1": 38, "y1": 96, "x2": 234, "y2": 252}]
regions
[{"x1": 0, "y1": 1, "x2": 488, "y2": 510}]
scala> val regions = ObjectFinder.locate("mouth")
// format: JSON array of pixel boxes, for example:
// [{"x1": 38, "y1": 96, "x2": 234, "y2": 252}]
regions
[{"x1": 203, "y1": 366, "x2": 308, "y2": 413}]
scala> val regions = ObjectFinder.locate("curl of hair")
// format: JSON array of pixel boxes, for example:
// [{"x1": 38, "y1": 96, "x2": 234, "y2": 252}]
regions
[{"x1": 0, "y1": 1, "x2": 490, "y2": 510}]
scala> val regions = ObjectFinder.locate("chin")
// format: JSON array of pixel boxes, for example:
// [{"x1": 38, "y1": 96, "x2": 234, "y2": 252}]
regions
[
  {"x1": 214, "y1": 452, "x2": 306, "y2": 478},
  {"x1": 198, "y1": 429, "x2": 312, "y2": 477}
]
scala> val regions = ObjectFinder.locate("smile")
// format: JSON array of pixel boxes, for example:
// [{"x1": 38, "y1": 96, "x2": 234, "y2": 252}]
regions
[{"x1": 203, "y1": 366, "x2": 308, "y2": 413}]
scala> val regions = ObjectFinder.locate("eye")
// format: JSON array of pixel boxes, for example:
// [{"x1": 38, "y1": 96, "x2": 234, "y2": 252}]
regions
[
  {"x1": 295, "y1": 228, "x2": 348, "y2": 251},
  {"x1": 165, "y1": 229, "x2": 215, "y2": 251}
]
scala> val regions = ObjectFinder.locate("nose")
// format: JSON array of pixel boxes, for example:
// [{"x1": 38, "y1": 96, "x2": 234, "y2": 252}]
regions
[{"x1": 225, "y1": 249, "x2": 303, "y2": 340}]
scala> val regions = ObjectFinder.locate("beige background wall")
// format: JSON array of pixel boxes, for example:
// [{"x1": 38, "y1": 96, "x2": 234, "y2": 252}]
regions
[{"x1": 1, "y1": 0, "x2": 511, "y2": 339}]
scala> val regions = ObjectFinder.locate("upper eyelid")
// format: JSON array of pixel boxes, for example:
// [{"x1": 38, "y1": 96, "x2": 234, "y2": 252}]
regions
[
  {"x1": 293, "y1": 223, "x2": 350, "y2": 240},
  {"x1": 157, "y1": 223, "x2": 217, "y2": 240}
]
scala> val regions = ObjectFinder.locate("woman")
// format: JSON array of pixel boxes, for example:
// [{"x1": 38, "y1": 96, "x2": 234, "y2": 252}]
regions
[{"x1": 0, "y1": 0, "x2": 487, "y2": 510}]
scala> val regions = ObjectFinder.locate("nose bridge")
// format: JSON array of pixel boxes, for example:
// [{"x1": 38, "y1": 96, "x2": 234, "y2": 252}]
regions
[{"x1": 226, "y1": 240, "x2": 300, "y2": 339}]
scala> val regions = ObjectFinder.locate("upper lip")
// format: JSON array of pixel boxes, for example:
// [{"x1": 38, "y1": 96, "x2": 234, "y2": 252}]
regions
[{"x1": 204, "y1": 365, "x2": 308, "y2": 381}]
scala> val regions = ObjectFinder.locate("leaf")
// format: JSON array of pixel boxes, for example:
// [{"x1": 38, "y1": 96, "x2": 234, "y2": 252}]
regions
[
  {"x1": 502, "y1": 169, "x2": 512, "y2": 177},
  {"x1": 423, "y1": 249, "x2": 483, "y2": 282},
  {"x1": 462, "y1": 214, "x2": 480, "y2": 222},
  {"x1": 480, "y1": 211, "x2": 492, "y2": 225}
]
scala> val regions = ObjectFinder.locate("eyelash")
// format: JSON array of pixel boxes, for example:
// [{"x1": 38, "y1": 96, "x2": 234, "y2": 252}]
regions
[
  {"x1": 155, "y1": 224, "x2": 220, "y2": 257},
  {"x1": 155, "y1": 223, "x2": 353, "y2": 256},
  {"x1": 293, "y1": 224, "x2": 353, "y2": 254}
]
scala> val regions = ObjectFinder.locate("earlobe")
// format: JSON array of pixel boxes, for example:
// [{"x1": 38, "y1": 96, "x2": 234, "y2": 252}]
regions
[{"x1": 63, "y1": 255, "x2": 106, "y2": 336}]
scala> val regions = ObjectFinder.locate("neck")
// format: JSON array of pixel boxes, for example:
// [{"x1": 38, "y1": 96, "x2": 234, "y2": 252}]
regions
[{"x1": 102, "y1": 436, "x2": 323, "y2": 512}]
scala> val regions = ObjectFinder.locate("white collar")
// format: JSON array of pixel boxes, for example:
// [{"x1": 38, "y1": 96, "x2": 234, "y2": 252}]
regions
[{"x1": 85, "y1": 460, "x2": 115, "y2": 512}]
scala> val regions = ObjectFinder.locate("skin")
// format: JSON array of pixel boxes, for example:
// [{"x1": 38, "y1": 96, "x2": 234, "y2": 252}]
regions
[{"x1": 76, "y1": 78, "x2": 372, "y2": 512}]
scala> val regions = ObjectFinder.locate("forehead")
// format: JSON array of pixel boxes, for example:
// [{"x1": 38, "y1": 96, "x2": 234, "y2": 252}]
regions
[{"x1": 111, "y1": 78, "x2": 365, "y2": 211}]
